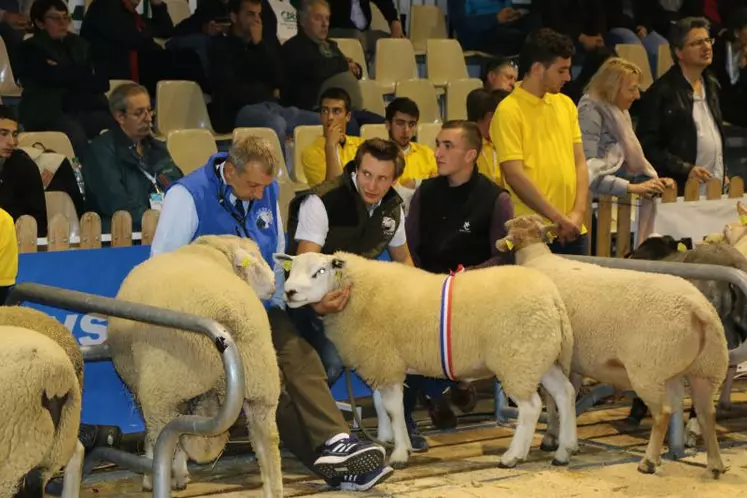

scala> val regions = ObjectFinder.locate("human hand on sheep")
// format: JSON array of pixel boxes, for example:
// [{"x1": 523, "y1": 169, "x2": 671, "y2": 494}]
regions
[
  {"x1": 311, "y1": 284, "x2": 352, "y2": 316},
  {"x1": 555, "y1": 212, "x2": 582, "y2": 244}
]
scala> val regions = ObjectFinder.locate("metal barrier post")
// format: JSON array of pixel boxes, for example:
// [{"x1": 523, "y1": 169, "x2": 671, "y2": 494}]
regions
[{"x1": 6, "y1": 283, "x2": 246, "y2": 498}]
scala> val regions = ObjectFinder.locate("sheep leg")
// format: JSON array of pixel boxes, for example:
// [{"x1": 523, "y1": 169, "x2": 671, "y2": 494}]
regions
[
  {"x1": 373, "y1": 389, "x2": 395, "y2": 445},
  {"x1": 244, "y1": 400, "x2": 283, "y2": 498},
  {"x1": 143, "y1": 438, "x2": 155, "y2": 491},
  {"x1": 689, "y1": 376, "x2": 727, "y2": 479},
  {"x1": 638, "y1": 401, "x2": 671, "y2": 474},
  {"x1": 61, "y1": 440, "x2": 85, "y2": 498},
  {"x1": 378, "y1": 384, "x2": 410, "y2": 468},
  {"x1": 540, "y1": 365, "x2": 578, "y2": 465},
  {"x1": 172, "y1": 446, "x2": 190, "y2": 491},
  {"x1": 717, "y1": 366, "x2": 736, "y2": 412},
  {"x1": 540, "y1": 387, "x2": 559, "y2": 452},
  {"x1": 499, "y1": 391, "x2": 542, "y2": 468}
]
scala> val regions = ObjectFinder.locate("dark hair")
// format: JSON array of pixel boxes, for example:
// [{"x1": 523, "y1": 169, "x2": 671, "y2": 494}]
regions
[
  {"x1": 481, "y1": 57, "x2": 516, "y2": 84},
  {"x1": 728, "y1": 8, "x2": 747, "y2": 37},
  {"x1": 227, "y1": 0, "x2": 261, "y2": 15},
  {"x1": 353, "y1": 138, "x2": 406, "y2": 179},
  {"x1": 385, "y1": 97, "x2": 420, "y2": 122},
  {"x1": 30, "y1": 0, "x2": 68, "y2": 28},
  {"x1": 466, "y1": 88, "x2": 509, "y2": 122},
  {"x1": 670, "y1": 17, "x2": 710, "y2": 62},
  {"x1": 626, "y1": 235, "x2": 692, "y2": 260},
  {"x1": 441, "y1": 120, "x2": 482, "y2": 156},
  {"x1": 0, "y1": 104, "x2": 18, "y2": 122},
  {"x1": 519, "y1": 28, "x2": 575, "y2": 76},
  {"x1": 319, "y1": 87, "x2": 351, "y2": 112}
]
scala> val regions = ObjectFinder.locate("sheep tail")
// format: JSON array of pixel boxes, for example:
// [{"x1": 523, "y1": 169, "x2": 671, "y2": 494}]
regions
[
  {"x1": 555, "y1": 293, "x2": 574, "y2": 378},
  {"x1": 690, "y1": 300, "x2": 729, "y2": 383}
]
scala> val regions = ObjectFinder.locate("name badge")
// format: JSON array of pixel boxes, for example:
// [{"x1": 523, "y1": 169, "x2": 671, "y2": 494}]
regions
[{"x1": 149, "y1": 192, "x2": 164, "y2": 211}]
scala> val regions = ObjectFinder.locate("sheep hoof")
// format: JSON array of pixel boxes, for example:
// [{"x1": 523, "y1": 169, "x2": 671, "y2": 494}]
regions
[
  {"x1": 390, "y1": 460, "x2": 408, "y2": 470},
  {"x1": 710, "y1": 466, "x2": 728, "y2": 480},
  {"x1": 497, "y1": 458, "x2": 518, "y2": 469},
  {"x1": 142, "y1": 475, "x2": 153, "y2": 492},
  {"x1": 551, "y1": 458, "x2": 569, "y2": 467},
  {"x1": 637, "y1": 459, "x2": 657, "y2": 474},
  {"x1": 540, "y1": 441, "x2": 559, "y2": 452}
]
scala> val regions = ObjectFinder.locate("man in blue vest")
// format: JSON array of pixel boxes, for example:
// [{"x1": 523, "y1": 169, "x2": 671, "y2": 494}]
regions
[{"x1": 151, "y1": 136, "x2": 392, "y2": 491}]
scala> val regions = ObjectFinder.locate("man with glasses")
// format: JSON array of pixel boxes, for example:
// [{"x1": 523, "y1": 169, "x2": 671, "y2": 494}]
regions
[
  {"x1": 82, "y1": 83, "x2": 183, "y2": 232},
  {"x1": 637, "y1": 17, "x2": 725, "y2": 196},
  {"x1": 481, "y1": 57, "x2": 518, "y2": 92}
]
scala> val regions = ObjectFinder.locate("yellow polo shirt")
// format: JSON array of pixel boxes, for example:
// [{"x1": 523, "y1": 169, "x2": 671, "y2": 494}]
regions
[
  {"x1": 476, "y1": 139, "x2": 504, "y2": 188},
  {"x1": 491, "y1": 86, "x2": 586, "y2": 232},
  {"x1": 0, "y1": 209, "x2": 18, "y2": 287},
  {"x1": 399, "y1": 142, "x2": 437, "y2": 186},
  {"x1": 301, "y1": 135, "x2": 364, "y2": 187}
]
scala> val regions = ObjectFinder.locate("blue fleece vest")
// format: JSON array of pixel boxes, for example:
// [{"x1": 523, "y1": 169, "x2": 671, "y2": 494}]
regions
[{"x1": 177, "y1": 152, "x2": 280, "y2": 276}]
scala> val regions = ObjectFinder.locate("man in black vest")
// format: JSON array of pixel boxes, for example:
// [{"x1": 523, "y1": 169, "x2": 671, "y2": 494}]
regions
[{"x1": 404, "y1": 120, "x2": 515, "y2": 444}]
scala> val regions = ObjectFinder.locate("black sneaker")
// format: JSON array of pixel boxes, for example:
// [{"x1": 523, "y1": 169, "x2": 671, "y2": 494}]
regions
[
  {"x1": 327, "y1": 465, "x2": 395, "y2": 492},
  {"x1": 313, "y1": 436, "x2": 386, "y2": 479}
]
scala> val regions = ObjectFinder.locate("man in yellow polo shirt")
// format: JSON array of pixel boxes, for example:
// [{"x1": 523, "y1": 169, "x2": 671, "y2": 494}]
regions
[
  {"x1": 0, "y1": 208, "x2": 18, "y2": 304},
  {"x1": 467, "y1": 88, "x2": 509, "y2": 187},
  {"x1": 301, "y1": 87, "x2": 363, "y2": 186},
  {"x1": 492, "y1": 28, "x2": 589, "y2": 255},
  {"x1": 384, "y1": 97, "x2": 437, "y2": 188}
]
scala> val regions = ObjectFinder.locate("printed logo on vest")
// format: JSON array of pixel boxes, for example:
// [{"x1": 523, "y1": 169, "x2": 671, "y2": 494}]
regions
[
  {"x1": 256, "y1": 208, "x2": 274, "y2": 231},
  {"x1": 459, "y1": 221, "x2": 471, "y2": 234},
  {"x1": 382, "y1": 216, "x2": 396, "y2": 236}
]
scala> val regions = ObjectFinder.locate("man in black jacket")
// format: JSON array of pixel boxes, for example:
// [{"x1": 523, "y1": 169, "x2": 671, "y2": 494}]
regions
[
  {"x1": 637, "y1": 17, "x2": 725, "y2": 196},
  {"x1": 711, "y1": 7, "x2": 747, "y2": 128},
  {"x1": 209, "y1": 0, "x2": 320, "y2": 140}
]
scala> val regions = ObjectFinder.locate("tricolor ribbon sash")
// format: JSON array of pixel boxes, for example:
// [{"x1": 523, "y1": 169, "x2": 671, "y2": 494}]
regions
[{"x1": 439, "y1": 265, "x2": 465, "y2": 381}]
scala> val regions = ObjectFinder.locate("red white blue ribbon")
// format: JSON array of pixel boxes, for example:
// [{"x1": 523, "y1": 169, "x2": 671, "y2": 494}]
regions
[{"x1": 439, "y1": 265, "x2": 465, "y2": 381}]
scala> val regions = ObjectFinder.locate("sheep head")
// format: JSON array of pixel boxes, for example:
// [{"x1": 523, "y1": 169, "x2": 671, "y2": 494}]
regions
[
  {"x1": 721, "y1": 201, "x2": 747, "y2": 248},
  {"x1": 193, "y1": 235, "x2": 276, "y2": 300},
  {"x1": 273, "y1": 253, "x2": 345, "y2": 308},
  {"x1": 496, "y1": 215, "x2": 556, "y2": 252}
]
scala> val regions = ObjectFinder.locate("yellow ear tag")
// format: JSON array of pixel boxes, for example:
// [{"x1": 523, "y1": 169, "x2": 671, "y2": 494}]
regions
[
  {"x1": 241, "y1": 256, "x2": 254, "y2": 269},
  {"x1": 334, "y1": 271, "x2": 343, "y2": 282},
  {"x1": 677, "y1": 242, "x2": 687, "y2": 252},
  {"x1": 282, "y1": 260, "x2": 293, "y2": 272},
  {"x1": 505, "y1": 239, "x2": 514, "y2": 250},
  {"x1": 739, "y1": 215, "x2": 747, "y2": 226}
]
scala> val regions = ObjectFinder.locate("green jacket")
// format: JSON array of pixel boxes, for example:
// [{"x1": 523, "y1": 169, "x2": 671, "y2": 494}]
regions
[{"x1": 82, "y1": 127, "x2": 183, "y2": 232}]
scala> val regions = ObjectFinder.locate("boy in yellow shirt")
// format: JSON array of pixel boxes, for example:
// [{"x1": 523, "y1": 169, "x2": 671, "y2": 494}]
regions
[
  {"x1": 491, "y1": 28, "x2": 589, "y2": 255},
  {"x1": 301, "y1": 87, "x2": 363, "y2": 186},
  {"x1": 467, "y1": 88, "x2": 510, "y2": 187},
  {"x1": 384, "y1": 98, "x2": 437, "y2": 188},
  {"x1": 0, "y1": 208, "x2": 18, "y2": 304}
]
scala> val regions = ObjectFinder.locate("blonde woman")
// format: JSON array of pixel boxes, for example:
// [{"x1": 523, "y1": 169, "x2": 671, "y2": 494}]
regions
[{"x1": 578, "y1": 57, "x2": 674, "y2": 198}]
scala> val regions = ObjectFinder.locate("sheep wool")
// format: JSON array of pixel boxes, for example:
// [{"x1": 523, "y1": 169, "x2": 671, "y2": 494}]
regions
[
  {"x1": 107, "y1": 235, "x2": 282, "y2": 497},
  {"x1": 500, "y1": 215, "x2": 729, "y2": 478}
]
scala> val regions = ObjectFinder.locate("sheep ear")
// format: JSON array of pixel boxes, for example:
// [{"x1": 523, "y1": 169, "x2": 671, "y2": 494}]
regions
[
  {"x1": 737, "y1": 201, "x2": 747, "y2": 218},
  {"x1": 273, "y1": 253, "x2": 294, "y2": 272},
  {"x1": 331, "y1": 258, "x2": 346, "y2": 269},
  {"x1": 233, "y1": 248, "x2": 257, "y2": 273},
  {"x1": 496, "y1": 237, "x2": 514, "y2": 252}
]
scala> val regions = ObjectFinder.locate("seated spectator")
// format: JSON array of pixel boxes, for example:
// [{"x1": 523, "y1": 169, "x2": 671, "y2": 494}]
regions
[
  {"x1": 384, "y1": 97, "x2": 436, "y2": 189},
  {"x1": 20, "y1": 143, "x2": 86, "y2": 217},
  {"x1": 82, "y1": 83, "x2": 183, "y2": 232},
  {"x1": 81, "y1": 0, "x2": 206, "y2": 97},
  {"x1": 579, "y1": 57, "x2": 674, "y2": 199},
  {"x1": 637, "y1": 17, "x2": 725, "y2": 196},
  {"x1": 0, "y1": 208, "x2": 17, "y2": 304},
  {"x1": 0, "y1": 0, "x2": 31, "y2": 72},
  {"x1": 562, "y1": 45, "x2": 616, "y2": 104},
  {"x1": 17, "y1": 0, "x2": 113, "y2": 159},
  {"x1": 209, "y1": 0, "x2": 319, "y2": 145},
  {"x1": 0, "y1": 105, "x2": 47, "y2": 237},
  {"x1": 325, "y1": 0, "x2": 403, "y2": 55},
  {"x1": 481, "y1": 57, "x2": 518, "y2": 91},
  {"x1": 301, "y1": 87, "x2": 363, "y2": 186},
  {"x1": 447, "y1": 0, "x2": 540, "y2": 56},
  {"x1": 712, "y1": 7, "x2": 747, "y2": 128},
  {"x1": 467, "y1": 88, "x2": 509, "y2": 186}
]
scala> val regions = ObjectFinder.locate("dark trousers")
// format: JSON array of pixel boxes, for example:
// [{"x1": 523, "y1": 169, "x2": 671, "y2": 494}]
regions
[
  {"x1": 0, "y1": 285, "x2": 13, "y2": 305},
  {"x1": 286, "y1": 305, "x2": 345, "y2": 386},
  {"x1": 267, "y1": 307, "x2": 349, "y2": 477},
  {"x1": 548, "y1": 234, "x2": 589, "y2": 256},
  {"x1": 403, "y1": 375, "x2": 453, "y2": 425}
]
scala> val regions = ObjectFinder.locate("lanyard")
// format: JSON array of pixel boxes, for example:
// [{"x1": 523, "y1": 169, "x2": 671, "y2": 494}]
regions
[{"x1": 139, "y1": 167, "x2": 162, "y2": 194}]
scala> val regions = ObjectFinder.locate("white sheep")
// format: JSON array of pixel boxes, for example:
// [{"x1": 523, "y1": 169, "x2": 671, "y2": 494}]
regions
[
  {"x1": 0, "y1": 315, "x2": 83, "y2": 498},
  {"x1": 497, "y1": 215, "x2": 729, "y2": 478},
  {"x1": 107, "y1": 235, "x2": 283, "y2": 497},
  {"x1": 274, "y1": 251, "x2": 578, "y2": 469}
]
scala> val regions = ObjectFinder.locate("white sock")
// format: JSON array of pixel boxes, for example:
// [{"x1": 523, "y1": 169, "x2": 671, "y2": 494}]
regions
[{"x1": 325, "y1": 433, "x2": 350, "y2": 446}]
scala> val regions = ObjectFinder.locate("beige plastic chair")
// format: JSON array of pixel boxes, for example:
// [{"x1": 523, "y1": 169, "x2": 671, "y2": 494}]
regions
[
  {"x1": 409, "y1": 5, "x2": 448, "y2": 55},
  {"x1": 164, "y1": 0, "x2": 191, "y2": 25},
  {"x1": 395, "y1": 79, "x2": 441, "y2": 123},
  {"x1": 156, "y1": 80, "x2": 232, "y2": 140},
  {"x1": 370, "y1": 3, "x2": 391, "y2": 34},
  {"x1": 615, "y1": 44, "x2": 654, "y2": 90},
  {"x1": 292, "y1": 125, "x2": 323, "y2": 185},
  {"x1": 657, "y1": 43, "x2": 674, "y2": 79},
  {"x1": 359, "y1": 79, "x2": 386, "y2": 116},
  {"x1": 166, "y1": 129, "x2": 217, "y2": 175},
  {"x1": 417, "y1": 122, "x2": 442, "y2": 150},
  {"x1": 106, "y1": 79, "x2": 137, "y2": 98},
  {"x1": 360, "y1": 124, "x2": 388, "y2": 141},
  {"x1": 0, "y1": 37, "x2": 21, "y2": 98},
  {"x1": 446, "y1": 78, "x2": 482, "y2": 121},
  {"x1": 232, "y1": 127, "x2": 304, "y2": 188},
  {"x1": 18, "y1": 132, "x2": 76, "y2": 160},
  {"x1": 427, "y1": 39, "x2": 469, "y2": 89},
  {"x1": 332, "y1": 38, "x2": 369, "y2": 79},
  {"x1": 375, "y1": 39, "x2": 418, "y2": 94},
  {"x1": 44, "y1": 191, "x2": 80, "y2": 241}
]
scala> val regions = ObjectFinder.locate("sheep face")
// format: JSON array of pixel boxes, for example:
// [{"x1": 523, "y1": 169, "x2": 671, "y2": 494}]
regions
[
  {"x1": 273, "y1": 253, "x2": 345, "y2": 308},
  {"x1": 723, "y1": 201, "x2": 747, "y2": 247},
  {"x1": 496, "y1": 215, "x2": 556, "y2": 252}
]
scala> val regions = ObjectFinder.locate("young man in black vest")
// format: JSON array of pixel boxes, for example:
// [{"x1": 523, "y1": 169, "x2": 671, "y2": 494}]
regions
[{"x1": 404, "y1": 120, "x2": 515, "y2": 444}]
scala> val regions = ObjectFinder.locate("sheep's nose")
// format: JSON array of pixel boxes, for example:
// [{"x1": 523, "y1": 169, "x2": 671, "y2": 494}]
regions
[{"x1": 286, "y1": 290, "x2": 297, "y2": 299}]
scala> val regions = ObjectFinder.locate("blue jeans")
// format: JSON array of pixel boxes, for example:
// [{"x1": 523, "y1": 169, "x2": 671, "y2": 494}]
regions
[
  {"x1": 235, "y1": 102, "x2": 321, "y2": 150},
  {"x1": 605, "y1": 27, "x2": 668, "y2": 77},
  {"x1": 403, "y1": 375, "x2": 454, "y2": 426},
  {"x1": 286, "y1": 305, "x2": 344, "y2": 386}
]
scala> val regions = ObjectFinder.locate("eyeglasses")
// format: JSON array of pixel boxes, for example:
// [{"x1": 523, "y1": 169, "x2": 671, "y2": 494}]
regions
[
  {"x1": 686, "y1": 37, "x2": 715, "y2": 48},
  {"x1": 0, "y1": 129, "x2": 20, "y2": 138},
  {"x1": 127, "y1": 108, "x2": 155, "y2": 119},
  {"x1": 45, "y1": 14, "x2": 72, "y2": 23}
]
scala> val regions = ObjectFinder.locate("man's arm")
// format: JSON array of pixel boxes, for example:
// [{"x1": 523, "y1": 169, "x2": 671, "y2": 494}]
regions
[
  {"x1": 387, "y1": 243, "x2": 413, "y2": 265},
  {"x1": 293, "y1": 195, "x2": 328, "y2": 254},
  {"x1": 468, "y1": 191, "x2": 515, "y2": 269},
  {"x1": 404, "y1": 186, "x2": 423, "y2": 267},
  {"x1": 149, "y1": 185, "x2": 198, "y2": 257},
  {"x1": 571, "y1": 142, "x2": 589, "y2": 223},
  {"x1": 387, "y1": 208, "x2": 414, "y2": 265},
  {"x1": 500, "y1": 161, "x2": 566, "y2": 222}
]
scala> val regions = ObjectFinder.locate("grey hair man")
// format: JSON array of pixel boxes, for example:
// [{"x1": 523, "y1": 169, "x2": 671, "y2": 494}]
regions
[{"x1": 150, "y1": 135, "x2": 394, "y2": 491}]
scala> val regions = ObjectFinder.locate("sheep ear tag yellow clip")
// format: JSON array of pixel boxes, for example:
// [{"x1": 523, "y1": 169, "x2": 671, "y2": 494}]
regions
[
  {"x1": 505, "y1": 239, "x2": 514, "y2": 250},
  {"x1": 281, "y1": 260, "x2": 293, "y2": 272},
  {"x1": 241, "y1": 255, "x2": 256, "y2": 269},
  {"x1": 740, "y1": 215, "x2": 747, "y2": 226},
  {"x1": 677, "y1": 242, "x2": 687, "y2": 252}
]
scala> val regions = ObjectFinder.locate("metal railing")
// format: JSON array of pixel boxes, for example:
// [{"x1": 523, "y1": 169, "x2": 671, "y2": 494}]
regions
[{"x1": 7, "y1": 283, "x2": 246, "y2": 498}]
